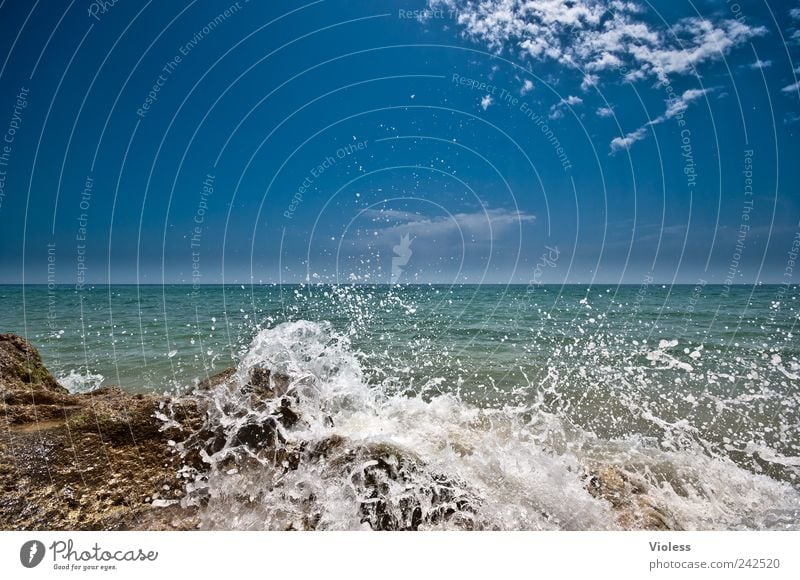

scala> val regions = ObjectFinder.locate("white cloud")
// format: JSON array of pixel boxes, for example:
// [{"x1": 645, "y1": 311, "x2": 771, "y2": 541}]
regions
[
  {"x1": 784, "y1": 112, "x2": 800, "y2": 125},
  {"x1": 520, "y1": 78, "x2": 535, "y2": 94},
  {"x1": 378, "y1": 207, "x2": 536, "y2": 241},
  {"x1": 580, "y1": 73, "x2": 599, "y2": 91},
  {"x1": 662, "y1": 88, "x2": 708, "y2": 119},
  {"x1": 610, "y1": 87, "x2": 711, "y2": 153},
  {"x1": 429, "y1": 0, "x2": 765, "y2": 83},
  {"x1": 782, "y1": 80, "x2": 800, "y2": 93},
  {"x1": 596, "y1": 105, "x2": 614, "y2": 117},
  {"x1": 549, "y1": 94, "x2": 583, "y2": 119},
  {"x1": 749, "y1": 59, "x2": 772, "y2": 69},
  {"x1": 610, "y1": 126, "x2": 648, "y2": 153},
  {"x1": 481, "y1": 94, "x2": 494, "y2": 110}
]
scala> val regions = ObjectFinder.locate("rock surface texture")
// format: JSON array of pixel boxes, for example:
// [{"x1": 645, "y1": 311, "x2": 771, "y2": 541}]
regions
[{"x1": 0, "y1": 333, "x2": 200, "y2": 530}]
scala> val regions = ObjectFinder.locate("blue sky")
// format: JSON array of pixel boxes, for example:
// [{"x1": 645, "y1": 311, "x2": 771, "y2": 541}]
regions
[{"x1": 0, "y1": 0, "x2": 799, "y2": 284}]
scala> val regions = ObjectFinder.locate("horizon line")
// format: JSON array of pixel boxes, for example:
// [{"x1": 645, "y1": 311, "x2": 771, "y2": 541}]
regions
[{"x1": 0, "y1": 282, "x2": 793, "y2": 288}]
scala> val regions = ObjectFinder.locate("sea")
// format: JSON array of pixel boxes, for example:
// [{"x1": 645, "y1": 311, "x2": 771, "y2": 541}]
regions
[{"x1": 1, "y1": 283, "x2": 799, "y2": 530}]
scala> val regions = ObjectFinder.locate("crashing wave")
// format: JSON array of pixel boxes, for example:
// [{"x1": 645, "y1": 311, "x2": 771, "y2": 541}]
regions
[{"x1": 167, "y1": 321, "x2": 800, "y2": 530}]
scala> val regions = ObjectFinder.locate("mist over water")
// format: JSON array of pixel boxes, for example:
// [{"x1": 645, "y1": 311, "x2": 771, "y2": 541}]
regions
[{"x1": 2, "y1": 283, "x2": 799, "y2": 529}]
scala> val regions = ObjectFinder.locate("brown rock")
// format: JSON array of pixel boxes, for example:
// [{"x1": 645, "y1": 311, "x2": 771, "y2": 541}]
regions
[
  {"x1": 0, "y1": 333, "x2": 201, "y2": 530},
  {"x1": 0, "y1": 333, "x2": 67, "y2": 396},
  {"x1": 244, "y1": 366, "x2": 291, "y2": 399},
  {"x1": 197, "y1": 367, "x2": 237, "y2": 391},
  {"x1": 585, "y1": 465, "x2": 680, "y2": 530}
]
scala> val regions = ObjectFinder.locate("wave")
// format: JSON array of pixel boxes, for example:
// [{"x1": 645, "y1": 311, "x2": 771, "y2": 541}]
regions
[{"x1": 170, "y1": 320, "x2": 800, "y2": 530}]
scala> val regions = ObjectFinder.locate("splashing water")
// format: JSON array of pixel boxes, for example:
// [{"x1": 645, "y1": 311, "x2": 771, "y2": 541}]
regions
[
  {"x1": 5, "y1": 284, "x2": 799, "y2": 529},
  {"x1": 57, "y1": 369, "x2": 105, "y2": 393},
  {"x1": 176, "y1": 319, "x2": 800, "y2": 530}
]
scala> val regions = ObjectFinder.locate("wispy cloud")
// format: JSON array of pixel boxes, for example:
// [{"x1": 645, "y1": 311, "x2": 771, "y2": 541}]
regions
[
  {"x1": 549, "y1": 94, "x2": 583, "y2": 119},
  {"x1": 369, "y1": 207, "x2": 536, "y2": 241},
  {"x1": 362, "y1": 208, "x2": 422, "y2": 222},
  {"x1": 784, "y1": 112, "x2": 800, "y2": 125},
  {"x1": 749, "y1": 58, "x2": 772, "y2": 69},
  {"x1": 782, "y1": 79, "x2": 800, "y2": 93},
  {"x1": 610, "y1": 87, "x2": 711, "y2": 153},
  {"x1": 481, "y1": 94, "x2": 494, "y2": 110},
  {"x1": 609, "y1": 126, "x2": 649, "y2": 153}
]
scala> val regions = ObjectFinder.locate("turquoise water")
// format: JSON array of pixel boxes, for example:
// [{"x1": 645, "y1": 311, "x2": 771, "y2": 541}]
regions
[
  {"x1": 3, "y1": 284, "x2": 797, "y2": 389},
  {"x1": 2, "y1": 284, "x2": 799, "y2": 528}
]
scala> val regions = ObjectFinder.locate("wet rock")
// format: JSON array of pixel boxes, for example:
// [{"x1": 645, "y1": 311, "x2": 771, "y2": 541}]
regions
[
  {"x1": 0, "y1": 334, "x2": 201, "y2": 530},
  {"x1": 1, "y1": 333, "x2": 680, "y2": 531},
  {"x1": 172, "y1": 366, "x2": 306, "y2": 493},
  {"x1": 233, "y1": 418, "x2": 284, "y2": 451},
  {"x1": 197, "y1": 367, "x2": 237, "y2": 391},
  {"x1": 244, "y1": 366, "x2": 291, "y2": 400},
  {"x1": 306, "y1": 437, "x2": 480, "y2": 530},
  {"x1": 197, "y1": 366, "x2": 290, "y2": 398},
  {"x1": 179, "y1": 367, "x2": 481, "y2": 530},
  {"x1": 277, "y1": 397, "x2": 300, "y2": 427},
  {"x1": 585, "y1": 465, "x2": 680, "y2": 530},
  {"x1": 180, "y1": 366, "x2": 299, "y2": 457}
]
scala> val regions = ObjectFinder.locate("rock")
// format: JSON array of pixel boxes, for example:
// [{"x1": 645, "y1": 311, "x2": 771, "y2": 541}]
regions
[
  {"x1": 244, "y1": 366, "x2": 291, "y2": 400},
  {"x1": 0, "y1": 333, "x2": 67, "y2": 396},
  {"x1": 0, "y1": 333, "x2": 201, "y2": 530},
  {"x1": 175, "y1": 367, "x2": 303, "y2": 483},
  {"x1": 1, "y1": 334, "x2": 680, "y2": 531},
  {"x1": 179, "y1": 366, "x2": 482, "y2": 530},
  {"x1": 0, "y1": 333, "x2": 72, "y2": 428},
  {"x1": 585, "y1": 465, "x2": 680, "y2": 530},
  {"x1": 197, "y1": 367, "x2": 237, "y2": 391},
  {"x1": 232, "y1": 418, "x2": 284, "y2": 451},
  {"x1": 310, "y1": 437, "x2": 480, "y2": 530}
]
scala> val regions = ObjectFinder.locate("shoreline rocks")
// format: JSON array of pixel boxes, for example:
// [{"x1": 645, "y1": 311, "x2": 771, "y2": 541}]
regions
[
  {"x1": 0, "y1": 333, "x2": 200, "y2": 530},
  {"x1": 1, "y1": 333, "x2": 676, "y2": 531}
]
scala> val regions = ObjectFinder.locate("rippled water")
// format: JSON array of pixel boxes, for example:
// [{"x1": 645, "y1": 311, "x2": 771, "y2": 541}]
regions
[{"x1": 2, "y1": 284, "x2": 799, "y2": 529}]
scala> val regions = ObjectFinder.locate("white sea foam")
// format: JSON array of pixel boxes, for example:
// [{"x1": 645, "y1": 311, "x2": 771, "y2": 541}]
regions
[
  {"x1": 179, "y1": 320, "x2": 800, "y2": 530},
  {"x1": 57, "y1": 369, "x2": 104, "y2": 393}
]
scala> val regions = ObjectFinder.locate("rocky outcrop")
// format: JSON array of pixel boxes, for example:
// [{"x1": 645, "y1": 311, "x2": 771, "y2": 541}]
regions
[
  {"x1": 0, "y1": 336, "x2": 473, "y2": 531},
  {"x1": 1, "y1": 333, "x2": 676, "y2": 531},
  {"x1": 0, "y1": 333, "x2": 201, "y2": 530},
  {"x1": 585, "y1": 464, "x2": 680, "y2": 530},
  {"x1": 0, "y1": 333, "x2": 72, "y2": 427},
  {"x1": 178, "y1": 363, "x2": 481, "y2": 530},
  {"x1": 308, "y1": 436, "x2": 480, "y2": 530}
]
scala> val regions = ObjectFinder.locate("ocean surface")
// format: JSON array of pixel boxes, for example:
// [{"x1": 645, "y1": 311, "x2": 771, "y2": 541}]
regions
[{"x1": 2, "y1": 283, "x2": 799, "y2": 530}]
